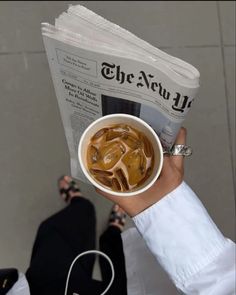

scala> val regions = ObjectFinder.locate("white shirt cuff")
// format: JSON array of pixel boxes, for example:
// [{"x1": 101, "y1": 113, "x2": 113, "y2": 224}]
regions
[{"x1": 133, "y1": 181, "x2": 228, "y2": 285}]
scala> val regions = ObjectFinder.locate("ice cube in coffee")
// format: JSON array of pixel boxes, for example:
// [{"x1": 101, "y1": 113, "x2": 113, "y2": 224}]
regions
[{"x1": 87, "y1": 124, "x2": 154, "y2": 192}]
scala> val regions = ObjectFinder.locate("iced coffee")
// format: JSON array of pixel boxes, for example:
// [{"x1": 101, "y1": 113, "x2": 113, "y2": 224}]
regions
[{"x1": 87, "y1": 124, "x2": 154, "y2": 192}]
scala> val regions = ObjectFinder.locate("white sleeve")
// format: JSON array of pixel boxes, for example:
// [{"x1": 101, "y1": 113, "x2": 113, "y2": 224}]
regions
[
  {"x1": 133, "y1": 181, "x2": 236, "y2": 295},
  {"x1": 6, "y1": 273, "x2": 30, "y2": 295}
]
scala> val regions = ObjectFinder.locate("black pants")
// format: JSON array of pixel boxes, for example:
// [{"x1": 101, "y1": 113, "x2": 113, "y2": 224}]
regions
[{"x1": 26, "y1": 197, "x2": 127, "y2": 295}]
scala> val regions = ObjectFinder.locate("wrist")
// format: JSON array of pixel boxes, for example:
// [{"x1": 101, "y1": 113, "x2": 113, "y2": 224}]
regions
[{"x1": 127, "y1": 179, "x2": 184, "y2": 217}]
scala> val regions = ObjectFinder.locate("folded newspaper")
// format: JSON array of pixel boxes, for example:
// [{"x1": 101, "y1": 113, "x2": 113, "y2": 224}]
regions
[{"x1": 41, "y1": 5, "x2": 200, "y2": 183}]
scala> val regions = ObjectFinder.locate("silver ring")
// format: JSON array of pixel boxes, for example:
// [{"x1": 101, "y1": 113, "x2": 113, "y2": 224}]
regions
[{"x1": 164, "y1": 145, "x2": 193, "y2": 157}]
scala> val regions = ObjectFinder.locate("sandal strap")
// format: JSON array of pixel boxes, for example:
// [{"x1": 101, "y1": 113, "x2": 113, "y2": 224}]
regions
[
  {"x1": 59, "y1": 188, "x2": 71, "y2": 202},
  {"x1": 59, "y1": 187, "x2": 70, "y2": 195},
  {"x1": 110, "y1": 211, "x2": 126, "y2": 218},
  {"x1": 109, "y1": 211, "x2": 126, "y2": 227},
  {"x1": 59, "y1": 177, "x2": 81, "y2": 202},
  {"x1": 70, "y1": 187, "x2": 80, "y2": 193}
]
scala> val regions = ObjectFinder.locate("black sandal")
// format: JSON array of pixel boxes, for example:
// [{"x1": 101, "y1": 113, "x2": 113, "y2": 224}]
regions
[
  {"x1": 58, "y1": 175, "x2": 81, "y2": 203},
  {"x1": 109, "y1": 204, "x2": 127, "y2": 230}
]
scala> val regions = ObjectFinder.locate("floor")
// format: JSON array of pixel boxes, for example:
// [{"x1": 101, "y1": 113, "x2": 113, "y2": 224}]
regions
[{"x1": 0, "y1": 1, "x2": 235, "y2": 292}]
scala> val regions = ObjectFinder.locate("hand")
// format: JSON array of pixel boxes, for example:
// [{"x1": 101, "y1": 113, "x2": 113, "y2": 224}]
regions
[{"x1": 96, "y1": 127, "x2": 187, "y2": 217}]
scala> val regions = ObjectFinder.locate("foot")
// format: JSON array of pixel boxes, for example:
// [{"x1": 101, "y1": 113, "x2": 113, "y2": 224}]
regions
[
  {"x1": 58, "y1": 175, "x2": 82, "y2": 203},
  {"x1": 109, "y1": 204, "x2": 127, "y2": 231}
]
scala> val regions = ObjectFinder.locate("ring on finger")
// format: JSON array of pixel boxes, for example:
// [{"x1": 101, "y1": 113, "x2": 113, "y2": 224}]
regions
[{"x1": 164, "y1": 145, "x2": 193, "y2": 156}]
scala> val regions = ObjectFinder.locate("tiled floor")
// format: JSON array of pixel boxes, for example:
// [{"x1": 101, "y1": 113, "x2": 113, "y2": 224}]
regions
[{"x1": 0, "y1": 1, "x2": 235, "y2": 292}]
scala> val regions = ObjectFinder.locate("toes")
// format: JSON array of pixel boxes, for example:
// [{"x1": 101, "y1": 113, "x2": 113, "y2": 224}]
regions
[
  {"x1": 59, "y1": 179, "x2": 69, "y2": 189},
  {"x1": 58, "y1": 175, "x2": 81, "y2": 203},
  {"x1": 61, "y1": 192, "x2": 67, "y2": 200},
  {"x1": 64, "y1": 175, "x2": 73, "y2": 183}
]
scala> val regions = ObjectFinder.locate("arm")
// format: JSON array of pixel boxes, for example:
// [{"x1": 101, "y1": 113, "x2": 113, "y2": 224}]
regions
[
  {"x1": 97, "y1": 128, "x2": 235, "y2": 294},
  {"x1": 133, "y1": 181, "x2": 235, "y2": 294}
]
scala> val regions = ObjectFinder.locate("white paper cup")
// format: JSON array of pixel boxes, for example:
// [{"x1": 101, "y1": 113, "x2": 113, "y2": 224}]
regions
[{"x1": 78, "y1": 114, "x2": 163, "y2": 196}]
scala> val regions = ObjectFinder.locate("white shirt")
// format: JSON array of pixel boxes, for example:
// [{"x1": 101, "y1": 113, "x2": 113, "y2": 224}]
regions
[
  {"x1": 6, "y1": 273, "x2": 30, "y2": 295},
  {"x1": 122, "y1": 182, "x2": 235, "y2": 295}
]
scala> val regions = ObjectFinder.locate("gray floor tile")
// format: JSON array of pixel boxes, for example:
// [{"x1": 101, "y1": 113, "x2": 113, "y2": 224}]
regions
[
  {"x1": 0, "y1": 5, "x2": 17, "y2": 52},
  {"x1": 164, "y1": 47, "x2": 235, "y2": 241},
  {"x1": 219, "y1": 1, "x2": 236, "y2": 45},
  {"x1": 0, "y1": 2, "x2": 69, "y2": 52},
  {"x1": 15, "y1": 5, "x2": 69, "y2": 52},
  {"x1": 224, "y1": 46, "x2": 235, "y2": 178},
  {"x1": 0, "y1": 53, "x2": 70, "y2": 270}
]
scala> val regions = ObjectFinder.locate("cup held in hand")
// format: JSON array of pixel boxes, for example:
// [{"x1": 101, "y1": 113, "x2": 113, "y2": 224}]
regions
[{"x1": 78, "y1": 114, "x2": 163, "y2": 196}]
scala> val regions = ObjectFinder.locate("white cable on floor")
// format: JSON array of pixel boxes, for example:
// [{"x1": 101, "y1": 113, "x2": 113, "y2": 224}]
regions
[{"x1": 64, "y1": 250, "x2": 115, "y2": 295}]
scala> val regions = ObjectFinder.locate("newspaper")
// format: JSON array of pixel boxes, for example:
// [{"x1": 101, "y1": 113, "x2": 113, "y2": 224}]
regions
[{"x1": 41, "y1": 5, "x2": 200, "y2": 183}]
